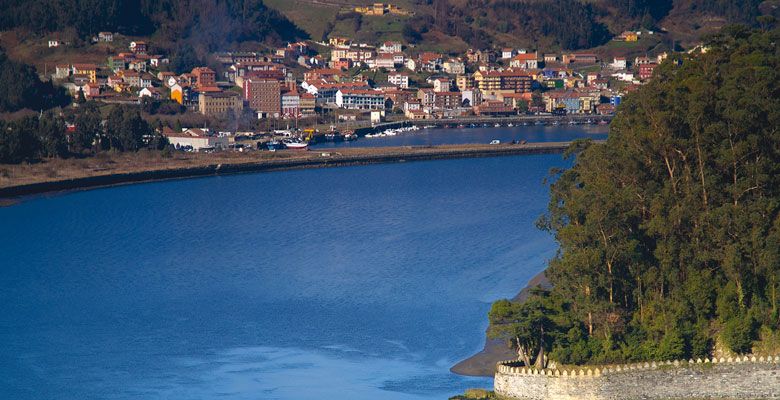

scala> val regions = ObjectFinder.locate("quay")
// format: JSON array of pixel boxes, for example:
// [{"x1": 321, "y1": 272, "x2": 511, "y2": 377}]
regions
[{"x1": 0, "y1": 141, "x2": 596, "y2": 200}]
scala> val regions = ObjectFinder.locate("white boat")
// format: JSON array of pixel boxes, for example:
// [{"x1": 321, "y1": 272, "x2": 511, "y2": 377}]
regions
[
  {"x1": 284, "y1": 141, "x2": 308, "y2": 150},
  {"x1": 490, "y1": 139, "x2": 501, "y2": 145},
  {"x1": 494, "y1": 123, "x2": 501, "y2": 127}
]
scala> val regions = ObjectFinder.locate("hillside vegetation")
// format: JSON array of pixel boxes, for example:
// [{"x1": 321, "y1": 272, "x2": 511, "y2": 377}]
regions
[
  {"x1": 0, "y1": 0, "x2": 307, "y2": 51},
  {"x1": 488, "y1": 25, "x2": 780, "y2": 368}
]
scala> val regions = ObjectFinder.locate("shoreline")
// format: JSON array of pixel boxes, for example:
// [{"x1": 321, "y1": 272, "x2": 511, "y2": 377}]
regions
[
  {"x1": 0, "y1": 142, "x2": 579, "y2": 204},
  {"x1": 450, "y1": 270, "x2": 552, "y2": 377}
]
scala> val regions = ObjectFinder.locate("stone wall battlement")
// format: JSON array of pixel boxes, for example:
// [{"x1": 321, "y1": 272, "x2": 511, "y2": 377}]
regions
[
  {"x1": 494, "y1": 354, "x2": 780, "y2": 399},
  {"x1": 495, "y1": 353, "x2": 780, "y2": 378}
]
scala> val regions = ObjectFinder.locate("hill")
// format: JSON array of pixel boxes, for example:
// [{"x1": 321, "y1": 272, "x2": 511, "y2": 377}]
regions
[
  {"x1": 264, "y1": 0, "x2": 777, "y2": 51},
  {"x1": 0, "y1": 0, "x2": 307, "y2": 53}
]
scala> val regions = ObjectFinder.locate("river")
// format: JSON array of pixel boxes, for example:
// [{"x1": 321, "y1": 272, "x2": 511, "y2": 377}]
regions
[
  {"x1": 0, "y1": 152, "x2": 568, "y2": 399},
  {"x1": 312, "y1": 124, "x2": 608, "y2": 148}
]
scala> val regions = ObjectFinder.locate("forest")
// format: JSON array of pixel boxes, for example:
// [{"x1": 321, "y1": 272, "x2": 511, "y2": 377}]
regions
[{"x1": 489, "y1": 25, "x2": 780, "y2": 368}]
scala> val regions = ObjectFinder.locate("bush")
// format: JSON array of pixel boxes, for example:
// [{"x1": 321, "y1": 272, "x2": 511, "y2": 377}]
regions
[{"x1": 722, "y1": 314, "x2": 757, "y2": 354}]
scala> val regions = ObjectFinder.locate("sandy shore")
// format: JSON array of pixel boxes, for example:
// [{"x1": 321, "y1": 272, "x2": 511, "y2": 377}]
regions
[
  {"x1": 0, "y1": 142, "x2": 575, "y2": 201},
  {"x1": 450, "y1": 271, "x2": 551, "y2": 377}
]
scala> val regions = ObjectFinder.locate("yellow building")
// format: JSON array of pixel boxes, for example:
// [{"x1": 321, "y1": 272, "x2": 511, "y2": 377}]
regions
[
  {"x1": 170, "y1": 84, "x2": 183, "y2": 104},
  {"x1": 198, "y1": 91, "x2": 243, "y2": 117},
  {"x1": 72, "y1": 63, "x2": 98, "y2": 83}
]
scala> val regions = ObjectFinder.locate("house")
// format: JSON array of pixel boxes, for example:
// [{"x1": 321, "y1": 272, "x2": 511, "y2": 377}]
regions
[
  {"x1": 388, "y1": 73, "x2": 409, "y2": 89},
  {"x1": 418, "y1": 52, "x2": 443, "y2": 72},
  {"x1": 335, "y1": 89, "x2": 384, "y2": 110},
  {"x1": 163, "y1": 128, "x2": 229, "y2": 151},
  {"x1": 616, "y1": 31, "x2": 639, "y2": 42},
  {"x1": 123, "y1": 70, "x2": 141, "y2": 87},
  {"x1": 129, "y1": 41, "x2": 147, "y2": 54},
  {"x1": 544, "y1": 54, "x2": 558, "y2": 63},
  {"x1": 192, "y1": 67, "x2": 216, "y2": 89},
  {"x1": 509, "y1": 52, "x2": 539, "y2": 69},
  {"x1": 380, "y1": 41, "x2": 403, "y2": 53},
  {"x1": 48, "y1": 40, "x2": 61, "y2": 48},
  {"x1": 460, "y1": 89, "x2": 482, "y2": 108},
  {"x1": 639, "y1": 63, "x2": 658, "y2": 80},
  {"x1": 563, "y1": 53, "x2": 597, "y2": 64},
  {"x1": 474, "y1": 100, "x2": 515, "y2": 116},
  {"x1": 54, "y1": 65, "x2": 71, "y2": 80},
  {"x1": 611, "y1": 57, "x2": 627, "y2": 69},
  {"x1": 170, "y1": 83, "x2": 184, "y2": 104},
  {"x1": 72, "y1": 64, "x2": 98, "y2": 83},
  {"x1": 634, "y1": 56, "x2": 653, "y2": 66},
  {"x1": 442, "y1": 59, "x2": 465, "y2": 75},
  {"x1": 502, "y1": 48, "x2": 516, "y2": 59},
  {"x1": 98, "y1": 32, "x2": 114, "y2": 42},
  {"x1": 139, "y1": 87, "x2": 161, "y2": 100},
  {"x1": 432, "y1": 77, "x2": 452, "y2": 93},
  {"x1": 83, "y1": 82, "x2": 100, "y2": 98},
  {"x1": 465, "y1": 49, "x2": 495, "y2": 64},
  {"x1": 332, "y1": 58, "x2": 353, "y2": 70},
  {"x1": 371, "y1": 53, "x2": 397, "y2": 70},
  {"x1": 328, "y1": 30, "x2": 356, "y2": 42}
]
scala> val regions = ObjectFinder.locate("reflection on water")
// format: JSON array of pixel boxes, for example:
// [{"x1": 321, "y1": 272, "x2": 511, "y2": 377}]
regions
[{"x1": 0, "y1": 156, "x2": 565, "y2": 399}]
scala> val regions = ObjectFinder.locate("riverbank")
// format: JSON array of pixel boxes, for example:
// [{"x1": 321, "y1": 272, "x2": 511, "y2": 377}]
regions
[
  {"x1": 451, "y1": 270, "x2": 552, "y2": 377},
  {"x1": 0, "y1": 142, "x2": 579, "y2": 201}
]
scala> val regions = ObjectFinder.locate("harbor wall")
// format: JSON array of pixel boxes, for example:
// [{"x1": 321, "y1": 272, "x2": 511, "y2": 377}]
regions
[{"x1": 494, "y1": 355, "x2": 780, "y2": 400}]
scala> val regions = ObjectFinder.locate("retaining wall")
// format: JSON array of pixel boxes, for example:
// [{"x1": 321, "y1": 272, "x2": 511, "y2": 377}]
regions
[{"x1": 494, "y1": 355, "x2": 780, "y2": 399}]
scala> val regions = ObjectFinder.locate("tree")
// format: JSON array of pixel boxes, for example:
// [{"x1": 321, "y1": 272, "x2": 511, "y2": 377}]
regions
[
  {"x1": 488, "y1": 290, "x2": 561, "y2": 368},
  {"x1": 72, "y1": 103, "x2": 103, "y2": 154},
  {"x1": 105, "y1": 106, "x2": 150, "y2": 151}
]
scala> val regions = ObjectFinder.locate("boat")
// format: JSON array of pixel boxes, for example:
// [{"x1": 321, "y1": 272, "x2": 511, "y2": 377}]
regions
[
  {"x1": 494, "y1": 123, "x2": 501, "y2": 128},
  {"x1": 490, "y1": 139, "x2": 501, "y2": 145},
  {"x1": 507, "y1": 123, "x2": 514, "y2": 127},
  {"x1": 284, "y1": 140, "x2": 309, "y2": 150}
]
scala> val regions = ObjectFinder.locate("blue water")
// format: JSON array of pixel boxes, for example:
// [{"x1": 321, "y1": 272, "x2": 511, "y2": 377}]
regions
[
  {"x1": 312, "y1": 124, "x2": 608, "y2": 148},
  {"x1": 0, "y1": 155, "x2": 564, "y2": 399}
]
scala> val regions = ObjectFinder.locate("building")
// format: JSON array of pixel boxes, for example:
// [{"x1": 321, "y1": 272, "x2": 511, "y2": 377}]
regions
[
  {"x1": 98, "y1": 32, "x2": 114, "y2": 42},
  {"x1": 192, "y1": 67, "x2": 216, "y2": 89},
  {"x1": 473, "y1": 70, "x2": 533, "y2": 95},
  {"x1": 129, "y1": 41, "x2": 147, "y2": 54},
  {"x1": 563, "y1": 53, "x2": 597, "y2": 64},
  {"x1": 509, "y1": 52, "x2": 538, "y2": 69},
  {"x1": 170, "y1": 83, "x2": 184, "y2": 104},
  {"x1": 456, "y1": 75, "x2": 474, "y2": 91},
  {"x1": 380, "y1": 41, "x2": 403, "y2": 53},
  {"x1": 198, "y1": 91, "x2": 243, "y2": 117},
  {"x1": 244, "y1": 78, "x2": 281, "y2": 118},
  {"x1": 388, "y1": 73, "x2": 409, "y2": 89},
  {"x1": 163, "y1": 128, "x2": 229, "y2": 151},
  {"x1": 72, "y1": 64, "x2": 98, "y2": 83},
  {"x1": 442, "y1": 59, "x2": 465, "y2": 75},
  {"x1": 432, "y1": 77, "x2": 452, "y2": 93},
  {"x1": 639, "y1": 63, "x2": 658, "y2": 80},
  {"x1": 612, "y1": 57, "x2": 627, "y2": 69},
  {"x1": 544, "y1": 54, "x2": 558, "y2": 63},
  {"x1": 281, "y1": 90, "x2": 301, "y2": 118},
  {"x1": 335, "y1": 89, "x2": 384, "y2": 109},
  {"x1": 502, "y1": 48, "x2": 516, "y2": 59}
]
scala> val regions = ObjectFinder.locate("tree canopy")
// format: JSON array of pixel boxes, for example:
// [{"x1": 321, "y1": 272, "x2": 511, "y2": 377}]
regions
[{"x1": 489, "y1": 25, "x2": 780, "y2": 366}]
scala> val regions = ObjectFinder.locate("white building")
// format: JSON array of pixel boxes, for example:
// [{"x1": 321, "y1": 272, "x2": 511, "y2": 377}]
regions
[
  {"x1": 163, "y1": 128, "x2": 229, "y2": 151},
  {"x1": 380, "y1": 41, "x2": 403, "y2": 53},
  {"x1": 388, "y1": 73, "x2": 409, "y2": 89},
  {"x1": 335, "y1": 89, "x2": 385, "y2": 110},
  {"x1": 611, "y1": 57, "x2": 627, "y2": 69}
]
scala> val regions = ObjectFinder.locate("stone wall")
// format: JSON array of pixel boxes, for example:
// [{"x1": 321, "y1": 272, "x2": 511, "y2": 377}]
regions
[{"x1": 494, "y1": 355, "x2": 780, "y2": 399}]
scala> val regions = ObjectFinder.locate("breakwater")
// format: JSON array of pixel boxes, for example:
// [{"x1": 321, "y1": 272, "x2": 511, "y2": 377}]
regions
[
  {"x1": 0, "y1": 142, "x2": 579, "y2": 200},
  {"x1": 494, "y1": 355, "x2": 780, "y2": 400}
]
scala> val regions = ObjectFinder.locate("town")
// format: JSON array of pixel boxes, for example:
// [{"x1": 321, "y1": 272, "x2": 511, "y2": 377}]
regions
[{"x1": 46, "y1": 26, "x2": 666, "y2": 151}]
